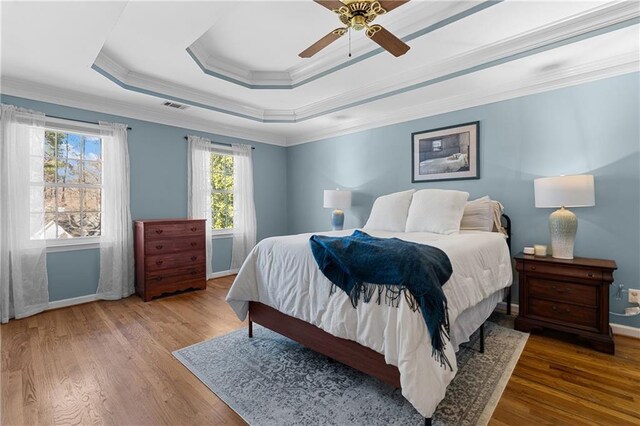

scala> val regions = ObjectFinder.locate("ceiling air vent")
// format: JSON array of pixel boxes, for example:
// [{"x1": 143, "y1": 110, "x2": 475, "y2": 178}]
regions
[{"x1": 162, "y1": 101, "x2": 188, "y2": 110}]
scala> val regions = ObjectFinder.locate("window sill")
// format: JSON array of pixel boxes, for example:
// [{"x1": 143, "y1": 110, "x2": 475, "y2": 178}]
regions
[
  {"x1": 45, "y1": 238, "x2": 100, "y2": 253},
  {"x1": 211, "y1": 232, "x2": 233, "y2": 240}
]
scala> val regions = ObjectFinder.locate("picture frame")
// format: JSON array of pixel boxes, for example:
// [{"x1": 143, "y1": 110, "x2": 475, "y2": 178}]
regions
[{"x1": 411, "y1": 121, "x2": 480, "y2": 183}]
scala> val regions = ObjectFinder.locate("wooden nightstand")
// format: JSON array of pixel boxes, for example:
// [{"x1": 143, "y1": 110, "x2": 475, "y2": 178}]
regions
[{"x1": 514, "y1": 253, "x2": 617, "y2": 354}]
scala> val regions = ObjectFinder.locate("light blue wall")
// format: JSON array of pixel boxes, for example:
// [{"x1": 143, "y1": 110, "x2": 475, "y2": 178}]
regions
[
  {"x1": 287, "y1": 73, "x2": 640, "y2": 327},
  {"x1": 3, "y1": 73, "x2": 638, "y2": 328},
  {"x1": 0, "y1": 94, "x2": 288, "y2": 301}
]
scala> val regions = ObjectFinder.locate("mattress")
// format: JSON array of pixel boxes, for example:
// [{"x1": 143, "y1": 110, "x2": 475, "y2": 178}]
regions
[{"x1": 226, "y1": 229, "x2": 512, "y2": 417}]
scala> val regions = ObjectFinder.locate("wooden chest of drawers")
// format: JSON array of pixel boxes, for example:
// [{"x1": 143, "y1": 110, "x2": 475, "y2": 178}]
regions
[
  {"x1": 514, "y1": 253, "x2": 617, "y2": 354},
  {"x1": 134, "y1": 219, "x2": 207, "y2": 302}
]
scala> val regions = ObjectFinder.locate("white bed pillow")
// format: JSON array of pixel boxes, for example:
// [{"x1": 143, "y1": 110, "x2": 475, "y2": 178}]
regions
[
  {"x1": 405, "y1": 189, "x2": 469, "y2": 234},
  {"x1": 460, "y1": 196, "x2": 494, "y2": 232},
  {"x1": 363, "y1": 189, "x2": 416, "y2": 232}
]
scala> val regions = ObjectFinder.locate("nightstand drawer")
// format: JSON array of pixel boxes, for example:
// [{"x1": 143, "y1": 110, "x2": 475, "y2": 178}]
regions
[
  {"x1": 528, "y1": 278, "x2": 597, "y2": 306},
  {"x1": 529, "y1": 298, "x2": 597, "y2": 329},
  {"x1": 524, "y1": 262, "x2": 602, "y2": 281}
]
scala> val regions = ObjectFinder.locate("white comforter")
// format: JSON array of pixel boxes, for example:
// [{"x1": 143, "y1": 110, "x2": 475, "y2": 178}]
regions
[{"x1": 226, "y1": 229, "x2": 512, "y2": 417}]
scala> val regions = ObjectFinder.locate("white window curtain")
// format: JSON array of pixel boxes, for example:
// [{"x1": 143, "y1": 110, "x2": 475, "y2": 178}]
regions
[
  {"x1": 0, "y1": 104, "x2": 49, "y2": 323},
  {"x1": 230, "y1": 143, "x2": 256, "y2": 270},
  {"x1": 96, "y1": 121, "x2": 134, "y2": 300},
  {"x1": 187, "y1": 135, "x2": 214, "y2": 278}
]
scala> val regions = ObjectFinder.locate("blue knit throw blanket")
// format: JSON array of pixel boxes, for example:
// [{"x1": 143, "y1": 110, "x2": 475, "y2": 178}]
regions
[{"x1": 309, "y1": 230, "x2": 454, "y2": 370}]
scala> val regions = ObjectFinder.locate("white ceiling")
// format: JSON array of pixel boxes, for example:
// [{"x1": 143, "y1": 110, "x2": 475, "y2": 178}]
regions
[{"x1": 1, "y1": 0, "x2": 638, "y2": 146}]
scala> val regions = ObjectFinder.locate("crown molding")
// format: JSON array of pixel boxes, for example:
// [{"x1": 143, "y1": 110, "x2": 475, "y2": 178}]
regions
[
  {"x1": 187, "y1": 0, "x2": 493, "y2": 89},
  {"x1": 92, "y1": 1, "x2": 639, "y2": 126},
  {"x1": 294, "y1": 1, "x2": 640, "y2": 119},
  {"x1": 285, "y1": 53, "x2": 639, "y2": 146},
  {"x1": 1, "y1": 53, "x2": 636, "y2": 149},
  {"x1": 0, "y1": 77, "x2": 286, "y2": 146},
  {"x1": 94, "y1": 52, "x2": 271, "y2": 121}
]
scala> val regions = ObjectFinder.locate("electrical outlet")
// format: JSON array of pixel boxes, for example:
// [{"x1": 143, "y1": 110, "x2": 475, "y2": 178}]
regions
[{"x1": 629, "y1": 289, "x2": 640, "y2": 304}]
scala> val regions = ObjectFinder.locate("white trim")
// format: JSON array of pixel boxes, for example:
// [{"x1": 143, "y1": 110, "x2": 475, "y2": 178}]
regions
[
  {"x1": 46, "y1": 241, "x2": 100, "y2": 253},
  {"x1": 3, "y1": 0, "x2": 637, "y2": 149},
  {"x1": 188, "y1": 1, "x2": 476, "y2": 87},
  {"x1": 7, "y1": 51, "x2": 635, "y2": 150},
  {"x1": 495, "y1": 301, "x2": 519, "y2": 316},
  {"x1": 89, "y1": 1, "x2": 639, "y2": 126},
  {"x1": 495, "y1": 302, "x2": 640, "y2": 340},
  {"x1": 46, "y1": 294, "x2": 99, "y2": 311},
  {"x1": 211, "y1": 233, "x2": 233, "y2": 240},
  {"x1": 610, "y1": 323, "x2": 640, "y2": 340},
  {"x1": 207, "y1": 269, "x2": 239, "y2": 280},
  {"x1": 286, "y1": 54, "x2": 639, "y2": 145},
  {"x1": 0, "y1": 78, "x2": 286, "y2": 146}
]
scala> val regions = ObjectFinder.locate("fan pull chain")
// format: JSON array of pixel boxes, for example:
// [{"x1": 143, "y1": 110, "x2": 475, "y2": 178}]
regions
[{"x1": 348, "y1": 28, "x2": 352, "y2": 57}]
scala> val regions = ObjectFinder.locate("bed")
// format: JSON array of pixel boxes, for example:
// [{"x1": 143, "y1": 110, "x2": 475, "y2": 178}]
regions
[{"x1": 226, "y1": 213, "x2": 512, "y2": 424}]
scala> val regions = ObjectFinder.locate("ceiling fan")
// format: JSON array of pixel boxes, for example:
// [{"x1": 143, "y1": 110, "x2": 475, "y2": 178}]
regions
[{"x1": 299, "y1": 0, "x2": 411, "y2": 58}]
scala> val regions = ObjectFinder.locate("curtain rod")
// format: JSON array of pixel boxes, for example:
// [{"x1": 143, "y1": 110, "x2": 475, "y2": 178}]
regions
[
  {"x1": 183, "y1": 136, "x2": 255, "y2": 149},
  {"x1": 47, "y1": 115, "x2": 132, "y2": 130}
]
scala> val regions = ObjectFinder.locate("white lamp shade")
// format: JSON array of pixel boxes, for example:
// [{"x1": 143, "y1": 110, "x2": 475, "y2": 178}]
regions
[
  {"x1": 534, "y1": 175, "x2": 595, "y2": 208},
  {"x1": 323, "y1": 189, "x2": 352, "y2": 209}
]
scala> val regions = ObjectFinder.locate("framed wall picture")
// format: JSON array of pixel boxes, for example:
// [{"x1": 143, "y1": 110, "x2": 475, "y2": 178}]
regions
[{"x1": 411, "y1": 121, "x2": 480, "y2": 183}]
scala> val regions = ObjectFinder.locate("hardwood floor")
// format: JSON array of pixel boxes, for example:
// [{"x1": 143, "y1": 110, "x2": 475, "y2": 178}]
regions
[{"x1": 2, "y1": 277, "x2": 639, "y2": 425}]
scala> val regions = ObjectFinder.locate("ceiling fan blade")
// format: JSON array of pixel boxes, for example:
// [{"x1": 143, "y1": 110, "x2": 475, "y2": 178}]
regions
[
  {"x1": 314, "y1": 0, "x2": 344, "y2": 11},
  {"x1": 366, "y1": 25, "x2": 410, "y2": 57},
  {"x1": 378, "y1": 0, "x2": 411, "y2": 13},
  {"x1": 299, "y1": 28, "x2": 347, "y2": 58}
]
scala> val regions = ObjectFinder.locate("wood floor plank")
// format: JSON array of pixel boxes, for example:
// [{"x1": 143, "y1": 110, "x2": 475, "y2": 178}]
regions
[{"x1": 2, "y1": 276, "x2": 638, "y2": 425}]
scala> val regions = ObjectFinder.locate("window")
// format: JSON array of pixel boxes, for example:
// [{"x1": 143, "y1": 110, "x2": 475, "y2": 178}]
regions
[
  {"x1": 210, "y1": 152, "x2": 234, "y2": 232},
  {"x1": 32, "y1": 128, "x2": 102, "y2": 241}
]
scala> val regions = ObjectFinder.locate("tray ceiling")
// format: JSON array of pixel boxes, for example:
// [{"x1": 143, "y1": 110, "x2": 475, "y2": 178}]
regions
[{"x1": 1, "y1": 1, "x2": 638, "y2": 146}]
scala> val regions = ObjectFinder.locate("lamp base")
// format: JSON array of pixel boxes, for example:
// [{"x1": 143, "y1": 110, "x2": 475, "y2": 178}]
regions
[
  {"x1": 331, "y1": 209, "x2": 344, "y2": 231},
  {"x1": 549, "y1": 207, "x2": 577, "y2": 259}
]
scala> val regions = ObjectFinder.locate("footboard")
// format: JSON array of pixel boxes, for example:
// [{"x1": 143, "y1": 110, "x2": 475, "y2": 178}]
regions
[{"x1": 249, "y1": 301, "x2": 401, "y2": 388}]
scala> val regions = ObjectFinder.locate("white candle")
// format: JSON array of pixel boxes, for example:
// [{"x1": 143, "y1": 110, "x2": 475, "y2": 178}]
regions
[{"x1": 534, "y1": 244, "x2": 547, "y2": 256}]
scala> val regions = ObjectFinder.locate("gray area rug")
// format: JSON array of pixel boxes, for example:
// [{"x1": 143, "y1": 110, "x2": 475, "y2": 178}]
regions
[{"x1": 173, "y1": 321, "x2": 528, "y2": 426}]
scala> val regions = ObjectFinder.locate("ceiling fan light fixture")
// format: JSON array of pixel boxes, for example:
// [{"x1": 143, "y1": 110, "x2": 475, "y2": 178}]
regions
[
  {"x1": 300, "y1": 0, "x2": 411, "y2": 58},
  {"x1": 350, "y1": 15, "x2": 367, "y2": 31}
]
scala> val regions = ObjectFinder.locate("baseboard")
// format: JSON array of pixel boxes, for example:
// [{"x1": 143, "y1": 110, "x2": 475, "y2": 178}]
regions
[
  {"x1": 610, "y1": 323, "x2": 640, "y2": 339},
  {"x1": 494, "y1": 301, "x2": 519, "y2": 316},
  {"x1": 44, "y1": 272, "x2": 238, "y2": 311},
  {"x1": 47, "y1": 294, "x2": 99, "y2": 311},
  {"x1": 208, "y1": 269, "x2": 239, "y2": 280},
  {"x1": 494, "y1": 302, "x2": 639, "y2": 339}
]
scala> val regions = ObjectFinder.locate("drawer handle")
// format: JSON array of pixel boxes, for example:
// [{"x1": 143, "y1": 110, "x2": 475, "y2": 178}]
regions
[
  {"x1": 552, "y1": 306, "x2": 571, "y2": 314},
  {"x1": 155, "y1": 277, "x2": 163, "y2": 282},
  {"x1": 191, "y1": 256, "x2": 198, "y2": 261},
  {"x1": 190, "y1": 270, "x2": 197, "y2": 275},
  {"x1": 156, "y1": 260, "x2": 164, "y2": 265},
  {"x1": 587, "y1": 272, "x2": 594, "y2": 278},
  {"x1": 530, "y1": 266, "x2": 536, "y2": 271},
  {"x1": 190, "y1": 242, "x2": 197, "y2": 247},
  {"x1": 155, "y1": 229, "x2": 163, "y2": 234},
  {"x1": 156, "y1": 245, "x2": 163, "y2": 250},
  {"x1": 190, "y1": 227, "x2": 198, "y2": 232}
]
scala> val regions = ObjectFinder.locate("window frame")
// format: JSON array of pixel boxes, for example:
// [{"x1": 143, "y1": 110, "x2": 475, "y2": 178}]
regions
[
  {"x1": 209, "y1": 149, "x2": 235, "y2": 236},
  {"x1": 36, "y1": 118, "x2": 104, "y2": 252}
]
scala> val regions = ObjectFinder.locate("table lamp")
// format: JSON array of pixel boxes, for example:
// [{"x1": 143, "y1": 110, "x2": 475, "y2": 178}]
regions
[
  {"x1": 323, "y1": 189, "x2": 352, "y2": 231},
  {"x1": 534, "y1": 174, "x2": 595, "y2": 259}
]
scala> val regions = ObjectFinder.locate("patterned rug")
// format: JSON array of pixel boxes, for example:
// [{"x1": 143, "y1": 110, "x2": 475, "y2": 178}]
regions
[{"x1": 173, "y1": 321, "x2": 528, "y2": 426}]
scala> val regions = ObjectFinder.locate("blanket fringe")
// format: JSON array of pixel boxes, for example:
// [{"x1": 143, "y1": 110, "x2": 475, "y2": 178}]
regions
[{"x1": 337, "y1": 281, "x2": 452, "y2": 371}]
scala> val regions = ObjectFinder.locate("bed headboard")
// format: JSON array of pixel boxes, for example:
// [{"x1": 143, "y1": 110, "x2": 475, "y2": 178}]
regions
[{"x1": 501, "y1": 214, "x2": 512, "y2": 253}]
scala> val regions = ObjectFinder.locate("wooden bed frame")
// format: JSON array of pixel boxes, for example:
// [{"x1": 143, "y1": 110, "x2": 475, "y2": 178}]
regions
[{"x1": 247, "y1": 215, "x2": 511, "y2": 425}]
